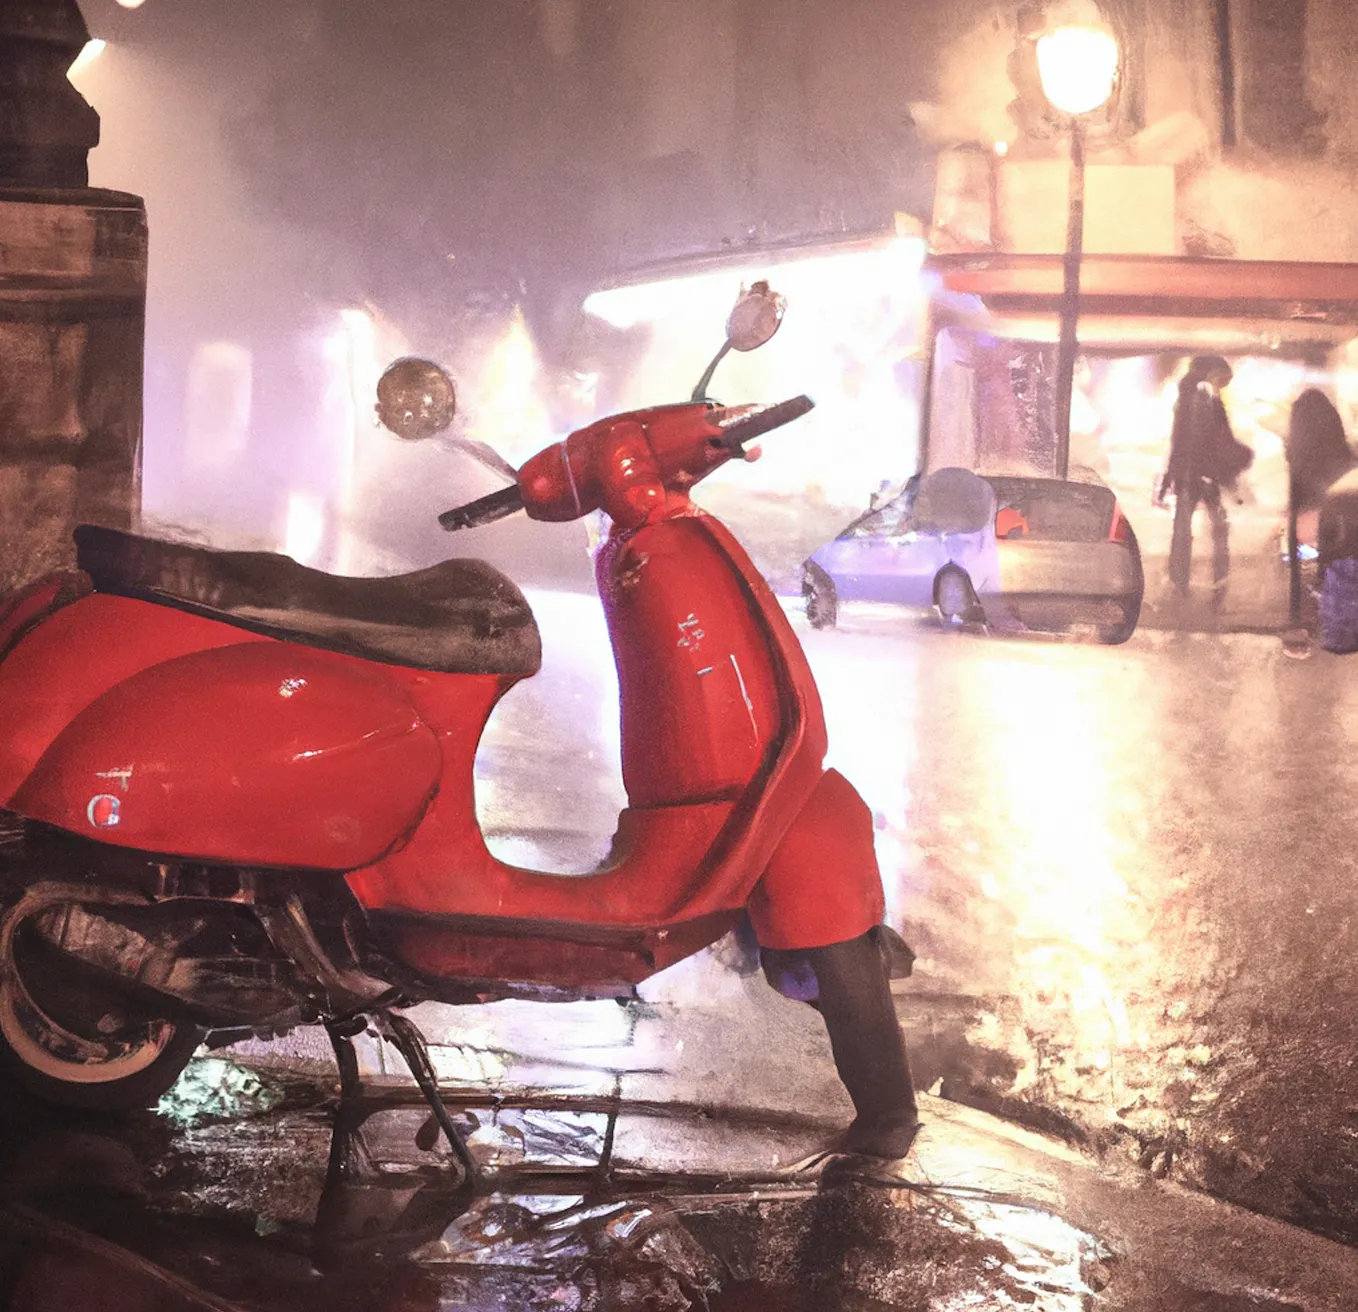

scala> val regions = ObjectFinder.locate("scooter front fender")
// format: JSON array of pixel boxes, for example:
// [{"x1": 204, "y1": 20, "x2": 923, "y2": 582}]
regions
[{"x1": 11, "y1": 641, "x2": 441, "y2": 870}]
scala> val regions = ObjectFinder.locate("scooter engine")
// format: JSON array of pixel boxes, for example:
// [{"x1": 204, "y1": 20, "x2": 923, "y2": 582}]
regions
[{"x1": 14, "y1": 896, "x2": 309, "y2": 1027}]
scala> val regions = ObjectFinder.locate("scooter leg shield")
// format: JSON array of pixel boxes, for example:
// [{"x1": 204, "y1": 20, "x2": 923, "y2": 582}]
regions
[
  {"x1": 745, "y1": 769, "x2": 917, "y2": 1155},
  {"x1": 745, "y1": 768, "x2": 885, "y2": 951}
]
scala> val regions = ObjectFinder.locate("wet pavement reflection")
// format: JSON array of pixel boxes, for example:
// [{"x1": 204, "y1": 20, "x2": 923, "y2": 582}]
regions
[
  {"x1": 6, "y1": 1048, "x2": 1358, "y2": 1311},
  {"x1": 0, "y1": 1070, "x2": 1114, "y2": 1311},
  {"x1": 7, "y1": 600, "x2": 1358, "y2": 1307},
  {"x1": 806, "y1": 616, "x2": 1358, "y2": 1240},
  {"x1": 473, "y1": 594, "x2": 1358, "y2": 1242}
]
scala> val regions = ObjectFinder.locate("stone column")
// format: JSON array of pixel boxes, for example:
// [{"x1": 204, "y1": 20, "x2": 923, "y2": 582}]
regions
[{"x1": 0, "y1": 0, "x2": 147, "y2": 595}]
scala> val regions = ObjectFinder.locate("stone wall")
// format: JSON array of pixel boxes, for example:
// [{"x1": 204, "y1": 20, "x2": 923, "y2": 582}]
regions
[
  {"x1": 0, "y1": 0, "x2": 146, "y2": 596},
  {"x1": 0, "y1": 187, "x2": 146, "y2": 595}
]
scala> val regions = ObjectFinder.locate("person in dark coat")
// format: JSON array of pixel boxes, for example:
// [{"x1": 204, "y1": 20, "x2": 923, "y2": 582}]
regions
[
  {"x1": 1157, "y1": 356, "x2": 1253, "y2": 601},
  {"x1": 1288, "y1": 389, "x2": 1355, "y2": 512},
  {"x1": 1286, "y1": 389, "x2": 1355, "y2": 629}
]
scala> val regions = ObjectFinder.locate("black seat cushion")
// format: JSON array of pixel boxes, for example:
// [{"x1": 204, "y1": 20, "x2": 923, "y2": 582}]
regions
[{"x1": 74, "y1": 525, "x2": 542, "y2": 677}]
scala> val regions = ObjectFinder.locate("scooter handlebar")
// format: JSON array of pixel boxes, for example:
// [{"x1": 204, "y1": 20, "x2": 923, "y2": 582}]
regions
[
  {"x1": 710, "y1": 395, "x2": 814, "y2": 454},
  {"x1": 439, "y1": 484, "x2": 525, "y2": 532},
  {"x1": 438, "y1": 395, "x2": 814, "y2": 530}
]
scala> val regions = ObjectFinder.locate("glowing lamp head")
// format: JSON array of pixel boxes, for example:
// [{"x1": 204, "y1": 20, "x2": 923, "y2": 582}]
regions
[
  {"x1": 375, "y1": 357, "x2": 457, "y2": 441},
  {"x1": 1036, "y1": 25, "x2": 1120, "y2": 116}
]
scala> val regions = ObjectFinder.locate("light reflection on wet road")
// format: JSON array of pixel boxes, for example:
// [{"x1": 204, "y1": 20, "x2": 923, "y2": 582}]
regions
[
  {"x1": 6, "y1": 592, "x2": 1358, "y2": 1308},
  {"x1": 475, "y1": 593, "x2": 1358, "y2": 1237}
]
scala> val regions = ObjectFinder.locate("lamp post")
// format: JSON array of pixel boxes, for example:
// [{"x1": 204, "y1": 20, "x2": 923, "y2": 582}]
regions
[{"x1": 1036, "y1": 25, "x2": 1120, "y2": 480}]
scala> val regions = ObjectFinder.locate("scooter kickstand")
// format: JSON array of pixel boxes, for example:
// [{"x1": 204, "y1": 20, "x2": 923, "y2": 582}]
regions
[
  {"x1": 374, "y1": 1010, "x2": 480, "y2": 1185},
  {"x1": 321, "y1": 1016, "x2": 374, "y2": 1186}
]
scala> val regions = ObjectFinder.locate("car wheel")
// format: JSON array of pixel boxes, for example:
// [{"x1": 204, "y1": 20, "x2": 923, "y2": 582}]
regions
[
  {"x1": 1096, "y1": 606, "x2": 1139, "y2": 645},
  {"x1": 803, "y1": 562, "x2": 839, "y2": 630},
  {"x1": 1098, "y1": 526, "x2": 1144, "y2": 645},
  {"x1": 934, "y1": 565, "x2": 980, "y2": 626}
]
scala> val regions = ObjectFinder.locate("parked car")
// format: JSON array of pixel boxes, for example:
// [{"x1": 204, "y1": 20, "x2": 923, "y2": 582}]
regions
[{"x1": 802, "y1": 466, "x2": 1144, "y2": 644}]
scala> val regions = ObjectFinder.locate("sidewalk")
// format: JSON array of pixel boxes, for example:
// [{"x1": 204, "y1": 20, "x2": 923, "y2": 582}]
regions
[
  {"x1": 199, "y1": 985, "x2": 1358, "y2": 1310},
  {"x1": 1137, "y1": 545, "x2": 1307, "y2": 636},
  {"x1": 1131, "y1": 495, "x2": 1310, "y2": 636}
]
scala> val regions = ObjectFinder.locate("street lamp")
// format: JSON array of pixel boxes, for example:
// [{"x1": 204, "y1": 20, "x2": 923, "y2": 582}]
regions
[{"x1": 1036, "y1": 24, "x2": 1119, "y2": 479}]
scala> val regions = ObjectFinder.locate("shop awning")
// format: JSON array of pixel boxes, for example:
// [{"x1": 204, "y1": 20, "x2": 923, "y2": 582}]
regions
[{"x1": 924, "y1": 253, "x2": 1358, "y2": 354}]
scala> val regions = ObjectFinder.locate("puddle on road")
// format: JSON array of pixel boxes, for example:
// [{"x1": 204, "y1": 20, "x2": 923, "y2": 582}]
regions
[{"x1": 0, "y1": 1069, "x2": 1112, "y2": 1312}]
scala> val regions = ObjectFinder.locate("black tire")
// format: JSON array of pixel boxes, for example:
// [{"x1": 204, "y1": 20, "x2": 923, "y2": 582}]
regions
[
  {"x1": 0, "y1": 910, "x2": 204, "y2": 1112},
  {"x1": 1096, "y1": 605, "x2": 1140, "y2": 646},
  {"x1": 934, "y1": 565, "x2": 981, "y2": 626},
  {"x1": 803, "y1": 562, "x2": 839, "y2": 630},
  {"x1": 1098, "y1": 527, "x2": 1144, "y2": 645}
]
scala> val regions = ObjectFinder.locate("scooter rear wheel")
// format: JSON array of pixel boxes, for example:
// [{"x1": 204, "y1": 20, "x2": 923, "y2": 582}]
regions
[{"x1": 0, "y1": 906, "x2": 203, "y2": 1111}]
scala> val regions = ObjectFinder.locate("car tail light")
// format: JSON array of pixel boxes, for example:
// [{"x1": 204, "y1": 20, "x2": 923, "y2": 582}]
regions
[{"x1": 1108, "y1": 505, "x2": 1131, "y2": 543}]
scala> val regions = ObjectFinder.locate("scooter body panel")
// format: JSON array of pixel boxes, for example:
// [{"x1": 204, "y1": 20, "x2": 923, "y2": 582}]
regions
[
  {"x1": 0, "y1": 409, "x2": 882, "y2": 997},
  {"x1": 347, "y1": 508, "x2": 862, "y2": 979},
  {"x1": 603, "y1": 514, "x2": 782, "y2": 808},
  {"x1": 9, "y1": 608, "x2": 444, "y2": 871},
  {"x1": 0, "y1": 593, "x2": 274, "y2": 804}
]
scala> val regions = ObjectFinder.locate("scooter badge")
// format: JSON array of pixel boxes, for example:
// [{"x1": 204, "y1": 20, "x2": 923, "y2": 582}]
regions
[{"x1": 86, "y1": 794, "x2": 121, "y2": 829}]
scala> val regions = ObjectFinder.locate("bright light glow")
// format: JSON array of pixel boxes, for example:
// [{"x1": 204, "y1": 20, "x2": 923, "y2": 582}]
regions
[
  {"x1": 582, "y1": 237, "x2": 928, "y2": 514},
  {"x1": 968, "y1": 652, "x2": 1143, "y2": 1112},
  {"x1": 67, "y1": 38, "x2": 106, "y2": 79},
  {"x1": 466, "y1": 306, "x2": 552, "y2": 467},
  {"x1": 184, "y1": 341, "x2": 252, "y2": 474},
  {"x1": 321, "y1": 307, "x2": 378, "y2": 511},
  {"x1": 1036, "y1": 26, "x2": 1120, "y2": 116},
  {"x1": 284, "y1": 492, "x2": 326, "y2": 566},
  {"x1": 994, "y1": 140, "x2": 1010, "y2": 157},
  {"x1": 117, "y1": 0, "x2": 146, "y2": 7},
  {"x1": 583, "y1": 237, "x2": 924, "y2": 331}
]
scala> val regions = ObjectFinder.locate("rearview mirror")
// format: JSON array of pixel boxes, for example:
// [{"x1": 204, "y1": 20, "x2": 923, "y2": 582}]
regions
[
  {"x1": 726, "y1": 280, "x2": 786, "y2": 353},
  {"x1": 375, "y1": 357, "x2": 457, "y2": 440},
  {"x1": 691, "y1": 280, "x2": 787, "y2": 402}
]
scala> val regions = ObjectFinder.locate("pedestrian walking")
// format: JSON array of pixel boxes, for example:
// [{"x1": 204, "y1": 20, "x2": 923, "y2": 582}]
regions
[
  {"x1": 1156, "y1": 356, "x2": 1253, "y2": 604},
  {"x1": 1285, "y1": 389, "x2": 1355, "y2": 627}
]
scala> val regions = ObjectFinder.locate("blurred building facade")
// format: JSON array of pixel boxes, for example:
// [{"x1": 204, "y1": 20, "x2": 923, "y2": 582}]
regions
[{"x1": 928, "y1": 0, "x2": 1358, "y2": 262}]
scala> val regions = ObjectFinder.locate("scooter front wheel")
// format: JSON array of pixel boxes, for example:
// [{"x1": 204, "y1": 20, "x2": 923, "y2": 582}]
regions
[{"x1": 0, "y1": 902, "x2": 203, "y2": 1111}]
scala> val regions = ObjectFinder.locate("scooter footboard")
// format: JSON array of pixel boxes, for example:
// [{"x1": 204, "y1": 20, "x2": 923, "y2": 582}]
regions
[{"x1": 368, "y1": 907, "x2": 743, "y2": 998}]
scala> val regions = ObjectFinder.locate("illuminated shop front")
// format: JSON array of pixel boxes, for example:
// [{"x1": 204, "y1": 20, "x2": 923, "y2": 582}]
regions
[{"x1": 922, "y1": 252, "x2": 1358, "y2": 621}]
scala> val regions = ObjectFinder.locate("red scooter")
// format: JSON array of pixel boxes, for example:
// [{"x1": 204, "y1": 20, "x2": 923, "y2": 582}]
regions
[{"x1": 0, "y1": 285, "x2": 917, "y2": 1175}]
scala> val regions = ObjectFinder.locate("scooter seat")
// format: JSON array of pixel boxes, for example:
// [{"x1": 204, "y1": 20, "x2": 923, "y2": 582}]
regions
[{"x1": 74, "y1": 525, "x2": 542, "y2": 676}]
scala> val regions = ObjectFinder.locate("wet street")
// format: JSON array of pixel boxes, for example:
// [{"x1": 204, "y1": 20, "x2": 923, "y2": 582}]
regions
[
  {"x1": 8, "y1": 592, "x2": 1358, "y2": 1309},
  {"x1": 471, "y1": 592, "x2": 1358, "y2": 1240}
]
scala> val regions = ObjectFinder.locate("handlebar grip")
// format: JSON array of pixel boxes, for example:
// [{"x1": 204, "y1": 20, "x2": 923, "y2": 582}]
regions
[
  {"x1": 439, "y1": 484, "x2": 525, "y2": 531},
  {"x1": 715, "y1": 395, "x2": 815, "y2": 450}
]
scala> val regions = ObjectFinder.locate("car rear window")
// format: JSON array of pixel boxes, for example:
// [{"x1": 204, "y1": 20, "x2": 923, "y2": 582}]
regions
[{"x1": 987, "y1": 479, "x2": 1114, "y2": 542}]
